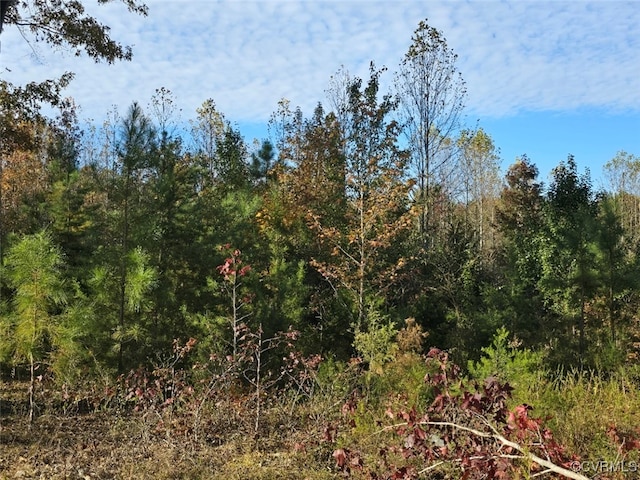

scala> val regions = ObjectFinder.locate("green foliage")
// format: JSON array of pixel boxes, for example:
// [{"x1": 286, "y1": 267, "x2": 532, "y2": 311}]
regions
[
  {"x1": 334, "y1": 349, "x2": 584, "y2": 480},
  {"x1": 314, "y1": 357, "x2": 360, "y2": 399},
  {"x1": 0, "y1": 231, "x2": 82, "y2": 420},
  {"x1": 365, "y1": 352, "x2": 432, "y2": 412},
  {"x1": 522, "y1": 368, "x2": 640, "y2": 467},
  {"x1": 540, "y1": 156, "x2": 600, "y2": 363},
  {"x1": 215, "y1": 124, "x2": 251, "y2": 190},
  {"x1": 47, "y1": 170, "x2": 99, "y2": 275},
  {"x1": 593, "y1": 194, "x2": 634, "y2": 350},
  {"x1": 1, "y1": 18, "x2": 640, "y2": 467},
  {"x1": 468, "y1": 327, "x2": 544, "y2": 391},
  {"x1": 249, "y1": 139, "x2": 276, "y2": 184},
  {"x1": 1, "y1": 231, "x2": 67, "y2": 365},
  {"x1": 494, "y1": 157, "x2": 547, "y2": 342},
  {"x1": 353, "y1": 304, "x2": 398, "y2": 375},
  {"x1": 124, "y1": 248, "x2": 157, "y2": 312},
  {"x1": 212, "y1": 189, "x2": 262, "y2": 253},
  {"x1": 88, "y1": 247, "x2": 157, "y2": 369},
  {"x1": 49, "y1": 287, "x2": 93, "y2": 383},
  {"x1": 255, "y1": 236, "x2": 308, "y2": 339}
]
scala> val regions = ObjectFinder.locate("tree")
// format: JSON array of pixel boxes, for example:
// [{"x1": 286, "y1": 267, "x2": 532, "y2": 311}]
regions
[
  {"x1": 144, "y1": 130, "x2": 196, "y2": 351},
  {"x1": 595, "y1": 196, "x2": 629, "y2": 346},
  {"x1": 190, "y1": 99, "x2": 226, "y2": 188},
  {"x1": 0, "y1": 75, "x2": 75, "y2": 260},
  {"x1": 211, "y1": 246, "x2": 258, "y2": 361},
  {"x1": 87, "y1": 102, "x2": 157, "y2": 370},
  {"x1": 268, "y1": 98, "x2": 304, "y2": 170},
  {"x1": 457, "y1": 128, "x2": 501, "y2": 257},
  {"x1": 89, "y1": 246, "x2": 156, "y2": 371},
  {"x1": 494, "y1": 157, "x2": 546, "y2": 346},
  {"x1": 311, "y1": 64, "x2": 413, "y2": 331},
  {"x1": 0, "y1": 231, "x2": 67, "y2": 423},
  {"x1": 259, "y1": 102, "x2": 347, "y2": 353},
  {"x1": 47, "y1": 167, "x2": 99, "y2": 280},
  {"x1": 0, "y1": 148, "x2": 48, "y2": 232},
  {"x1": 215, "y1": 123, "x2": 250, "y2": 191},
  {"x1": 273, "y1": 102, "x2": 346, "y2": 250},
  {"x1": 1, "y1": 0, "x2": 149, "y2": 261},
  {"x1": 395, "y1": 19, "x2": 467, "y2": 246},
  {"x1": 249, "y1": 139, "x2": 276, "y2": 185},
  {"x1": 1, "y1": 0, "x2": 148, "y2": 188},
  {"x1": 115, "y1": 103, "x2": 155, "y2": 368},
  {"x1": 150, "y1": 86, "x2": 180, "y2": 135},
  {"x1": 2, "y1": 0, "x2": 148, "y2": 63},
  {"x1": 1, "y1": 1, "x2": 16, "y2": 33},
  {"x1": 602, "y1": 151, "x2": 640, "y2": 247},
  {"x1": 541, "y1": 156, "x2": 598, "y2": 361}
]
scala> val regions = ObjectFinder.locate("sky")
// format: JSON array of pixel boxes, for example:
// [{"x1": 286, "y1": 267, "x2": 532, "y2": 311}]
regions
[{"x1": 1, "y1": 0, "x2": 639, "y2": 188}]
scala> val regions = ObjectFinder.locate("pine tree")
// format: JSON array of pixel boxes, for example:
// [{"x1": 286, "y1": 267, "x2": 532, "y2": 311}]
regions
[
  {"x1": 541, "y1": 156, "x2": 599, "y2": 362},
  {"x1": 1, "y1": 232, "x2": 67, "y2": 423}
]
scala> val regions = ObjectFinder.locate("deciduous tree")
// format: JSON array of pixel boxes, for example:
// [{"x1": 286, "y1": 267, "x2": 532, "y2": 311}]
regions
[
  {"x1": 312, "y1": 64, "x2": 413, "y2": 330},
  {"x1": 603, "y1": 151, "x2": 640, "y2": 247},
  {"x1": 2, "y1": 0, "x2": 148, "y2": 63},
  {"x1": 457, "y1": 128, "x2": 501, "y2": 257},
  {"x1": 395, "y1": 19, "x2": 467, "y2": 246}
]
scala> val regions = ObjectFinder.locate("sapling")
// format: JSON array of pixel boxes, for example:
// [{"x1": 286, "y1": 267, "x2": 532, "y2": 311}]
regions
[{"x1": 2, "y1": 232, "x2": 67, "y2": 425}]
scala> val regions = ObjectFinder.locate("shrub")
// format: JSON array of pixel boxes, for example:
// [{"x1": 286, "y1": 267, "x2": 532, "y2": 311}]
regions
[
  {"x1": 333, "y1": 348, "x2": 589, "y2": 479},
  {"x1": 468, "y1": 326, "x2": 544, "y2": 390}
]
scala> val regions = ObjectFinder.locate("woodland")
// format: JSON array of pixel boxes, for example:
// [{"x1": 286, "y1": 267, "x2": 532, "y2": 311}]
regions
[{"x1": 0, "y1": 1, "x2": 640, "y2": 479}]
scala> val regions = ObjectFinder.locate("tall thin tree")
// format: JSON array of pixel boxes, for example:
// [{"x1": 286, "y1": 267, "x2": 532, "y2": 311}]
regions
[{"x1": 395, "y1": 20, "x2": 467, "y2": 246}]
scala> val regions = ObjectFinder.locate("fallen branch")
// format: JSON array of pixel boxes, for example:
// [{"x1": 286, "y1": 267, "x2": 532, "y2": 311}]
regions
[{"x1": 378, "y1": 420, "x2": 589, "y2": 480}]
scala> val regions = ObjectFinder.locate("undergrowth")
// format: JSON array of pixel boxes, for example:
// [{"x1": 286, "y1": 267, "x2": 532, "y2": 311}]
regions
[{"x1": 1, "y1": 330, "x2": 639, "y2": 479}]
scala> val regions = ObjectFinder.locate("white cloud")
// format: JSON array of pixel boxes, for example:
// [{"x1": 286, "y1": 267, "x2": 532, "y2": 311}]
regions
[
  {"x1": 1, "y1": 0, "x2": 639, "y2": 126},
  {"x1": 453, "y1": 1, "x2": 640, "y2": 116}
]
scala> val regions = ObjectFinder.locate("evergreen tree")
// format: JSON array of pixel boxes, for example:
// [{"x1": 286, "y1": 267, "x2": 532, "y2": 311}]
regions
[
  {"x1": 494, "y1": 157, "x2": 546, "y2": 346},
  {"x1": 216, "y1": 124, "x2": 250, "y2": 191},
  {"x1": 88, "y1": 247, "x2": 156, "y2": 371},
  {"x1": 250, "y1": 139, "x2": 276, "y2": 185},
  {"x1": 541, "y1": 156, "x2": 598, "y2": 363},
  {"x1": 0, "y1": 232, "x2": 68, "y2": 422}
]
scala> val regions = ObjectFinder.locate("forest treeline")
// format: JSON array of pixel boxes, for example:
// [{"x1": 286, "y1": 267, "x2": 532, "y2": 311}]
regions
[
  {"x1": 3, "y1": 7, "x2": 640, "y2": 477},
  {"x1": 1, "y1": 17, "x2": 640, "y2": 387}
]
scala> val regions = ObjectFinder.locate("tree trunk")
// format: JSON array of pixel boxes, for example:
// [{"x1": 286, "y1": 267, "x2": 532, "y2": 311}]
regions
[
  {"x1": 28, "y1": 351, "x2": 34, "y2": 427},
  {"x1": 118, "y1": 172, "x2": 131, "y2": 372}
]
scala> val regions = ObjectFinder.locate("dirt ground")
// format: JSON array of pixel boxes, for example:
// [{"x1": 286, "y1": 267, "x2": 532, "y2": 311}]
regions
[{"x1": 0, "y1": 381, "x2": 335, "y2": 480}]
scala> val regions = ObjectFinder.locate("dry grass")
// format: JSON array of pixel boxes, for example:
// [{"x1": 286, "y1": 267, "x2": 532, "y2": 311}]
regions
[
  {"x1": 0, "y1": 381, "x2": 337, "y2": 480},
  {"x1": 522, "y1": 369, "x2": 640, "y2": 468},
  {"x1": 3, "y1": 359, "x2": 639, "y2": 480}
]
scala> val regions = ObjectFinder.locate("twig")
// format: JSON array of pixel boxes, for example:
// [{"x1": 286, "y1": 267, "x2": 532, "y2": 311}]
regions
[{"x1": 374, "y1": 420, "x2": 590, "y2": 480}]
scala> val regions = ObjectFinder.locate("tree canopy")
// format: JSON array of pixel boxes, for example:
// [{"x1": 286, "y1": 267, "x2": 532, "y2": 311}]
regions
[
  {"x1": 1, "y1": 0, "x2": 147, "y2": 62},
  {"x1": 0, "y1": 15, "x2": 638, "y2": 379}
]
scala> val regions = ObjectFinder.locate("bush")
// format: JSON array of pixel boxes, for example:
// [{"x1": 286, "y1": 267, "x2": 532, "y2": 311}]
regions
[
  {"x1": 467, "y1": 326, "x2": 544, "y2": 391},
  {"x1": 353, "y1": 308, "x2": 398, "y2": 375},
  {"x1": 333, "y1": 348, "x2": 583, "y2": 479}
]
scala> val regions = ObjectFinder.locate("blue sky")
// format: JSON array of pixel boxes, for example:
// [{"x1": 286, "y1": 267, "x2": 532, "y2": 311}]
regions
[{"x1": 1, "y1": 0, "x2": 639, "y2": 187}]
